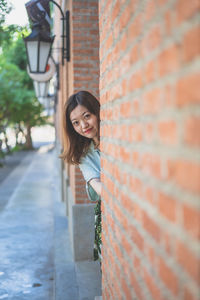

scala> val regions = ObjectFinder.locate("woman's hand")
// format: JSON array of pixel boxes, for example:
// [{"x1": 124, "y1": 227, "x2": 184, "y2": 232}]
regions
[{"x1": 89, "y1": 178, "x2": 101, "y2": 196}]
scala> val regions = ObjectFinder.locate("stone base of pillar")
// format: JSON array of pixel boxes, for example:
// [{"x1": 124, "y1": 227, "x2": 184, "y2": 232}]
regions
[{"x1": 68, "y1": 186, "x2": 96, "y2": 261}]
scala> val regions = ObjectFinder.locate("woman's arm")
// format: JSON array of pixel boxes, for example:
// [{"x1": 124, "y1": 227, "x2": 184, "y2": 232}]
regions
[{"x1": 89, "y1": 178, "x2": 102, "y2": 196}]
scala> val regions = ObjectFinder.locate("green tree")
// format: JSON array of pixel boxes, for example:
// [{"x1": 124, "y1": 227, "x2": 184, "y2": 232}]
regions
[
  {"x1": 0, "y1": 0, "x2": 12, "y2": 23},
  {"x1": 0, "y1": 28, "x2": 49, "y2": 153},
  {"x1": 13, "y1": 90, "x2": 48, "y2": 149},
  {"x1": 6, "y1": 30, "x2": 33, "y2": 89},
  {"x1": 0, "y1": 58, "x2": 23, "y2": 152},
  {"x1": 0, "y1": 0, "x2": 14, "y2": 46}
]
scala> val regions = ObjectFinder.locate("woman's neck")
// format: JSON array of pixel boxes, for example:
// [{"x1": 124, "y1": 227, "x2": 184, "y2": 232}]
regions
[{"x1": 93, "y1": 136, "x2": 99, "y2": 149}]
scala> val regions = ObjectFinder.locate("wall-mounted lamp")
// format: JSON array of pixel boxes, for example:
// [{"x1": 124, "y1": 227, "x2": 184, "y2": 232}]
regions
[
  {"x1": 24, "y1": 24, "x2": 55, "y2": 73},
  {"x1": 33, "y1": 80, "x2": 50, "y2": 98},
  {"x1": 37, "y1": 94, "x2": 55, "y2": 116},
  {"x1": 24, "y1": 0, "x2": 70, "y2": 74}
]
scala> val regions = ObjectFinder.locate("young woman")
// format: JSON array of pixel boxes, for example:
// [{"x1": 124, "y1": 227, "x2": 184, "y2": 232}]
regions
[
  {"x1": 61, "y1": 90, "x2": 101, "y2": 197},
  {"x1": 61, "y1": 90, "x2": 101, "y2": 259}
]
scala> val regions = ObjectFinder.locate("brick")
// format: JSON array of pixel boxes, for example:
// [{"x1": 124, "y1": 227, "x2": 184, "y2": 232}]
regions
[
  {"x1": 142, "y1": 88, "x2": 162, "y2": 115},
  {"x1": 167, "y1": 159, "x2": 200, "y2": 194},
  {"x1": 129, "y1": 224, "x2": 144, "y2": 251},
  {"x1": 131, "y1": 202, "x2": 142, "y2": 224},
  {"x1": 111, "y1": 0, "x2": 120, "y2": 24},
  {"x1": 148, "y1": 25, "x2": 162, "y2": 51},
  {"x1": 158, "y1": 192, "x2": 177, "y2": 222},
  {"x1": 142, "y1": 25, "x2": 162, "y2": 56},
  {"x1": 105, "y1": 34, "x2": 113, "y2": 50},
  {"x1": 121, "y1": 278, "x2": 133, "y2": 300},
  {"x1": 146, "y1": 245, "x2": 157, "y2": 266},
  {"x1": 97, "y1": 1, "x2": 200, "y2": 300},
  {"x1": 128, "y1": 70, "x2": 143, "y2": 92},
  {"x1": 184, "y1": 116, "x2": 200, "y2": 147},
  {"x1": 120, "y1": 192, "x2": 135, "y2": 213},
  {"x1": 114, "y1": 203, "x2": 129, "y2": 231},
  {"x1": 144, "y1": 186, "x2": 155, "y2": 205},
  {"x1": 159, "y1": 257, "x2": 179, "y2": 296},
  {"x1": 144, "y1": 1, "x2": 156, "y2": 22},
  {"x1": 158, "y1": 120, "x2": 177, "y2": 145},
  {"x1": 158, "y1": 45, "x2": 180, "y2": 76},
  {"x1": 131, "y1": 151, "x2": 140, "y2": 168},
  {"x1": 111, "y1": 279, "x2": 123, "y2": 300},
  {"x1": 157, "y1": 0, "x2": 169, "y2": 6},
  {"x1": 183, "y1": 204, "x2": 200, "y2": 239},
  {"x1": 129, "y1": 123, "x2": 143, "y2": 142},
  {"x1": 176, "y1": 240, "x2": 200, "y2": 284},
  {"x1": 120, "y1": 101, "x2": 132, "y2": 118},
  {"x1": 143, "y1": 268, "x2": 162, "y2": 300},
  {"x1": 141, "y1": 153, "x2": 162, "y2": 179},
  {"x1": 105, "y1": 177, "x2": 115, "y2": 196},
  {"x1": 184, "y1": 287, "x2": 197, "y2": 300},
  {"x1": 176, "y1": 72, "x2": 200, "y2": 107},
  {"x1": 74, "y1": 49, "x2": 94, "y2": 55},
  {"x1": 144, "y1": 60, "x2": 156, "y2": 84},
  {"x1": 130, "y1": 271, "x2": 145, "y2": 300},
  {"x1": 112, "y1": 243, "x2": 124, "y2": 269},
  {"x1": 107, "y1": 213, "x2": 115, "y2": 231},
  {"x1": 142, "y1": 210, "x2": 161, "y2": 242},
  {"x1": 176, "y1": 0, "x2": 200, "y2": 23},
  {"x1": 163, "y1": 231, "x2": 173, "y2": 255},
  {"x1": 144, "y1": 122, "x2": 155, "y2": 143},
  {"x1": 119, "y1": 146, "x2": 131, "y2": 163},
  {"x1": 129, "y1": 176, "x2": 143, "y2": 197},
  {"x1": 134, "y1": 255, "x2": 141, "y2": 273},
  {"x1": 164, "y1": 10, "x2": 173, "y2": 36},
  {"x1": 127, "y1": 14, "x2": 142, "y2": 41},
  {"x1": 119, "y1": 4, "x2": 132, "y2": 31},
  {"x1": 121, "y1": 33, "x2": 128, "y2": 53},
  {"x1": 129, "y1": 45, "x2": 139, "y2": 65},
  {"x1": 183, "y1": 25, "x2": 200, "y2": 62}
]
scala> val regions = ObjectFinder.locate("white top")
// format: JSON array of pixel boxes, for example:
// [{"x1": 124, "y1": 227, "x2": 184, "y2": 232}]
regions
[
  {"x1": 79, "y1": 142, "x2": 101, "y2": 201},
  {"x1": 79, "y1": 142, "x2": 100, "y2": 183}
]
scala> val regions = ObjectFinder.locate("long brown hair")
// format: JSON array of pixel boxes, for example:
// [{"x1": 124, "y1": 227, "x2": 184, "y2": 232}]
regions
[{"x1": 60, "y1": 91, "x2": 100, "y2": 164}]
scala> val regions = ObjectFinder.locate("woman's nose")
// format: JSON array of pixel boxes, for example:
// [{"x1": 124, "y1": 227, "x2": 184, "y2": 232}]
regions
[{"x1": 80, "y1": 120, "x2": 88, "y2": 129}]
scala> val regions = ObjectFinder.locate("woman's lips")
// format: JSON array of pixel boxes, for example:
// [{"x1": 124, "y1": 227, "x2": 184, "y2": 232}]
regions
[{"x1": 84, "y1": 128, "x2": 92, "y2": 134}]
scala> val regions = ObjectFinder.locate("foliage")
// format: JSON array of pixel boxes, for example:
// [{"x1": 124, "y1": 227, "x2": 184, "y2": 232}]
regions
[
  {"x1": 0, "y1": 0, "x2": 12, "y2": 45},
  {"x1": 5, "y1": 30, "x2": 33, "y2": 89},
  {"x1": 94, "y1": 200, "x2": 102, "y2": 262},
  {"x1": 0, "y1": 24, "x2": 50, "y2": 155},
  {"x1": 0, "y1": 0, "x2": 12, "y2": 22}
]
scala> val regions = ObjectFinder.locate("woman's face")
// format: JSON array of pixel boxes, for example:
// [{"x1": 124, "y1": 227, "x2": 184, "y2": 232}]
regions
[{"x1": 70, "y1": 104, "x2": 98, "y2": 141}]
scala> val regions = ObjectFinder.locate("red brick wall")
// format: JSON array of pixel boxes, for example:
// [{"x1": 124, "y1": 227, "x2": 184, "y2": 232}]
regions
[
  {"x1": 72, "y1": 0, "x2": 99, "y2": 98},
  {"x1": 69, "y1": 0, "x2": 100, "y2": 204},
  {"x1": 56, "y1": 0, "x2": 100, "y2": 204},
  {"x1": 99, "y1": 0, "x2": 200, "y2": 299}
]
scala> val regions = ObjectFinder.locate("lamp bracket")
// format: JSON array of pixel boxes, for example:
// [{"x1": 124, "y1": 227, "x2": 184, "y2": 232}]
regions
[{"x1": 30, "y1": 0, "x2": 70, "y2": 64}]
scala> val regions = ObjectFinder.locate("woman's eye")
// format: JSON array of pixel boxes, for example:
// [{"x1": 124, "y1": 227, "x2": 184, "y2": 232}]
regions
[
  {"x1": 73, "y1": 121, "x2": 79, "y2": 126},
  {"x1": 84, "y1": 114, "x2": 90, "y2": 119}
]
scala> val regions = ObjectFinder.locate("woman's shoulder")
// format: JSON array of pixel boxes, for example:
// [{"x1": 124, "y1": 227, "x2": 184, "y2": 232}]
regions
[
  {"x1": 82, "y1": 142, "x2": 99, "y2": 157},
  {"x1": 79, "y1": 142, "x2": 101, "y2": 182},
  {"x1": 80, "y1": 142, "x2": 100, "y2": 165}
]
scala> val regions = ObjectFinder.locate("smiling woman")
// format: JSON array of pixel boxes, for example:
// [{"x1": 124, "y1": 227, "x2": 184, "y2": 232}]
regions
[
  {"x1": 70, "y1": 105, "x2": 99, "y2": 146},
  {"x1": 61, "y1": 90, "x2": 101, "y2": 196},
  {"x1": 60, "y1": 90, "x2": 102, "y2": 260}
]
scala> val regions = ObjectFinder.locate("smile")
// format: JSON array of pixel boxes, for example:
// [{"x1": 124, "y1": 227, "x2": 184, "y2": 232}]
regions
[{"x1": 84, "y1": 128, "x2": 92, "y2": 134}]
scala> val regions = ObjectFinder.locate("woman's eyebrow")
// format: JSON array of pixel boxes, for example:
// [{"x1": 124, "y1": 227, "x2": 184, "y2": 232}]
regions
[
  {"x1": 82, "y1": 111, "x2": 89, "y2": 116},
  {"x1": 71, "y1": 111, "x2": 89, "y2": 122}
]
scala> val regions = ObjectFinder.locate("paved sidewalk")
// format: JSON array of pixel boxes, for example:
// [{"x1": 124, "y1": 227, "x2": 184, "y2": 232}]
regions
[
  {"x1": 0, "y1": 150, "x2": 35, "y2": 212},
  {"x1": 0, "y1": 145, "x2": 101, "y2": 300},
  {"x1": 0, "y1": 145, "x2": 77, "y2": 299},
  {"x1": 0, "y1": 150, "x2": 30, "y2": 185}
]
